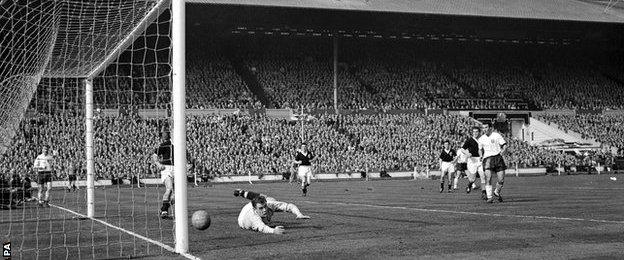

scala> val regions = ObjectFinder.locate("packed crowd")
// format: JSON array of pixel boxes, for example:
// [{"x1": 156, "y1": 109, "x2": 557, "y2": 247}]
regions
[
  {"x1": 234, "y1": 39, "x2": 623, "y2": 110},
  {"x1": 538, "y1": 114, "x2": 624, "y2": 154},
  {"x1": 185, "y1": 35, "x2": 262, "y2": 110},
  {"x1": 344, "y1": 41, "x2": 490, "y2": 110},
  {"x1": 335, "y1": 114, "x2": 472, "y2": 171},
  {"x1": 89, "y1": 55, "x2": 261, "y2": 110},
  {"x1": 32, "y1": 38, "x2": 622, "y2": 112},
  {"x1": 530, "y1": 67, "x2": 624, "y2": 110},
  {"x1": 32, "y1": 42, "x2": 260, "y2": 111},
  {"x1": 0, "y1": 113, "x2": 587, "y2": 182},
  {"x1": 10, "y1": 37, "x2": 623, "y2": 182},
  {"x1": 238, "y1": 38, "x2": 366, "y2": 110},
  {"x1": 186, "y1": 55, "x2": 260, "y2": 109},
  {"x1": 90, "y1": 64, "x2": 172, "y2": 110},
  {"x1": 504, "y1": 138, "x2": 577, "y2": 168},
  {"x1": 0, "y1": 114, "x2": 160, "y2": 181}
]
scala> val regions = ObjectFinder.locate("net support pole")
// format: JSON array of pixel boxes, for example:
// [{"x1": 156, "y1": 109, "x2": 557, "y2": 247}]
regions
[
  {"x1": 333, "y1": 36, "x2": 338, "y2": 114},
  {"x1": 84, "y1": 78, "x2": 95, "y2": 218},
  {"x1": 172, "y1": 0, "x2": 189, "y2": 253}
]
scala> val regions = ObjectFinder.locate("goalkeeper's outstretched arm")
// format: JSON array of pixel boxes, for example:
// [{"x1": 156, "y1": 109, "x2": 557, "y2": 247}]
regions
[{"x1": 234, "y1": 189, "x2": 264, "y2": 200}]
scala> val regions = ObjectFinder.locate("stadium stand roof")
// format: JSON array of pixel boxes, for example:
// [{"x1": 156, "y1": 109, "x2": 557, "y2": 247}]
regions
[{"x1": 188, "y1": 0, "x2": 624, "y2": 24}]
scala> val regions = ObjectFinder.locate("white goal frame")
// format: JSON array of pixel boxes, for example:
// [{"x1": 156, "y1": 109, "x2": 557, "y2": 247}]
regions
[{"x1": 81, "y1": 0, "x2": 189, "y2": 254}]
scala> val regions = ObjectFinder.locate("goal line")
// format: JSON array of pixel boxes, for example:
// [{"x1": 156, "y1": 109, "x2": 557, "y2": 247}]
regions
[{"x1": 49, "y1": 203, "x2": 201, "y2": 260}]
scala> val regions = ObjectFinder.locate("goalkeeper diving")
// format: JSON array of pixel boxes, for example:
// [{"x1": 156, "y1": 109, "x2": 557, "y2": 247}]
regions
[{"x1": 235, "y1": 189, "x2": 310, "y2": 235}]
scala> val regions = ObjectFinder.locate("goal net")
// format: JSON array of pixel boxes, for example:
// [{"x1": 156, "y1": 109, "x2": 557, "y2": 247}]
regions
[{"x1": 0, "y1": 0, "x2": 185, "y2": 259}]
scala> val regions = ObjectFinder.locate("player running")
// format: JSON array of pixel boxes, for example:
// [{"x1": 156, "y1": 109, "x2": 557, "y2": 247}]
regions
[
  {"x1": 234, "y1": 189, "x2": 310, "y2": 234},
  {"x1": 478, "y1": 122, "x2": 508, "y2": 203},
  {"x1": 294, "y1": 143, "x2": 314, "y2": 196},
  {"x1": 453, "y1": 146, "x2": 468, "y2": 191},
  {"x1": 462, "y1": 126, "x2": 486, "y2": 197},
  {"x1": 438, "y1": 140, "x2": 456, "y2": 193},
  {"x1": 33, "y1": 146, "x2": 57, "y2": 207},
  {"x1": 152, "y1": 131, "x2": 174, "y2": 219}
]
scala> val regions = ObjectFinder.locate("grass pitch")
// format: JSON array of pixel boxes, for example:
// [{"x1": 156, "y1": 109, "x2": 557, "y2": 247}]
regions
[{"x1": 3, "y1": 174, "x2": 623, "y2": 259}]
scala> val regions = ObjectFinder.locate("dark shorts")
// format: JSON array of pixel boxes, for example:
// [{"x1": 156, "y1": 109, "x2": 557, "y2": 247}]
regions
[
  {"x1": 68, "y1": 175, "x2": 77, "y2": 182},
  {"x1": 483, "y1": 154, "x2": 507, "y2": 172},
  {"x1": 37, "y1": 171, "x2": 53, "y2": 185},
  {"x1": 456, "y1": 163, "x2": 467, "y2": 171}
]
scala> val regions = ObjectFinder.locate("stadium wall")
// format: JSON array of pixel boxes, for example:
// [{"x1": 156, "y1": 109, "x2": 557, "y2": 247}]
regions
[
  {"x1": 68, "y1": 109, "x2": 624, "y2": 120},
  {"x1": 603, "y1": 110, "x2": 624, "y2": 115},
  {"x1": 531, "y1": 109, "x2": 575, "y2": 116},
  {"x1": 31, "y1": 168, "x2": 548, "y2": 188}
]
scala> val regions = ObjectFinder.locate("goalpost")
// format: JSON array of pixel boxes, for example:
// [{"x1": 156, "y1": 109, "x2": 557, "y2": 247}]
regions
[
  {"x1": 170, "y1": 0, "x2": 189, "y2": 253},
  {"x1": 1, "y1": 0, "x2": 190, "y2": 258}
]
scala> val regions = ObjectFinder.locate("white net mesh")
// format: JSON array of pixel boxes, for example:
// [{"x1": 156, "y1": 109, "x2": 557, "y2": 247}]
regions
[
  {"x1": 1, "y1": 0, "x2": 176, "y2": 259},
  {"x1": 0, "y1": 0, "x2": 59, "y2": 154}
]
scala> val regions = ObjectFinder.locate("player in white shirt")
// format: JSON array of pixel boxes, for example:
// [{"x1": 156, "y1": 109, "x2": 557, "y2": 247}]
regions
[
  {"x1": 478, "y1": 122, "x2": 508, "y2": 203},
  {"x1": 453, "y1": 147, "x2": 469, "y2": 190},
  {"x1": 235, "y1": 189, "x2": 310, "y2": 234},
  {"x1": 33, "y1": 146, "x2": 57, "y2": 207}
]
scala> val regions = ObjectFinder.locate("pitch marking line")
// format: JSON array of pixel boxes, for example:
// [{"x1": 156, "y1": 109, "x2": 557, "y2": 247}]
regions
[
  {"x1": 50, "y1": 204, "x2": 201, "y2": 260},
  {"x1": 573, "y1": 187, "x2": 624, "y2": 190},
  {"x1": 303, "y1": 201, "x2": 624, "y2": 225}
]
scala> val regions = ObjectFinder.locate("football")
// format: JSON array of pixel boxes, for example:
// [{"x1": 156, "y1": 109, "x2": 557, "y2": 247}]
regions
[{"x1": 191, "y1": 210, "x2": 211, "y2": 230}]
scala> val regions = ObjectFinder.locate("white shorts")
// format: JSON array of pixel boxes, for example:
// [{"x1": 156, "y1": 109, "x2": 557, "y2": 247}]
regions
[
  {"x1": 440, "y1": 162, "x2": 455, "y2": 174},
  {"x1": 160, "y1": 165, "x2": 174, "y2": 183},
  {"x1": 466, "y1": 157, "x2": 483, "y2": 175},
  {"x1": 297, "y1": 165, "x2": 312, "y2": 180}
]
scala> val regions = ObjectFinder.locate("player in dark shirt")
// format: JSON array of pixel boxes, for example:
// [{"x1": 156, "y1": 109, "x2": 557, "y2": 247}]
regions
[
  {"x1": 294, "y1": 143, "x2": 314, "y2": 196},
  {"x1": 438, "y1": 140, "x2": 457, "y2": 193},
  {"x1": 461, "y1": 126, "x2": 486, "y2": 196},
  {"x1": 152, "y1": 131, "x2": 174, "y2": 219}
]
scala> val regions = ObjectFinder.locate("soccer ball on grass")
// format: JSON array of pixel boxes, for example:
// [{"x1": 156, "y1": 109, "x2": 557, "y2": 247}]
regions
[{"x1": 191, "y1": 210, "x2": 211, "y2": 230}]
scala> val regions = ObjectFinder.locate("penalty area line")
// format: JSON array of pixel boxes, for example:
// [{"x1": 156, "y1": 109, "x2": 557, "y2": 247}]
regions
[
  {"x1": 49, "y1": 203, "x2": 201, "y2": 260},
  {"x1": 302, "y1": 201, "x2": 624, "y2": 225}
]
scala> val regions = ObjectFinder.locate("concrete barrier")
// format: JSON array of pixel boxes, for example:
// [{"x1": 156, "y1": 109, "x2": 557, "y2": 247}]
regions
[{"x1": 30, "y1": 168, "x2": 551, "y2": 188}]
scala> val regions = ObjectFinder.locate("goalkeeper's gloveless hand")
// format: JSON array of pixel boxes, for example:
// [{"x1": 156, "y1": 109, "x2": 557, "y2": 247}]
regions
[{"x1": 273, "y1": 226, "x2": 285, "y2": 235}]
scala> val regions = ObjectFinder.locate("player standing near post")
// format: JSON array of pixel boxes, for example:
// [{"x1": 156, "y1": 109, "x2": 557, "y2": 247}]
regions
[
  {"x1": 66, "y1": 163, "x2": 77, "y2": 192},
  {"x1": 462, "y1": 126, "x2": 486, "y2": 197},
  {"x1": 294, "y1": 143, "x2": 314, "y2": 196},
  {"x1": 33, "y1": 146, "x2": 57, "y2": 207},
  {"x1": 478, "y1": 122, "x2": 507, "y2": 203},
  {"x1": 152, "y1": 131, "x2": 174, "y2": 219},
  {"x1": 438, "y1": 140, "x2": 456, "y2": 193}
]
